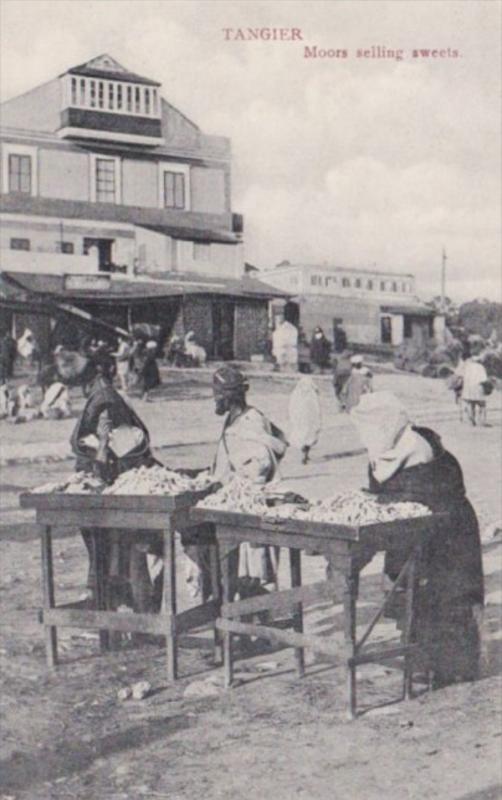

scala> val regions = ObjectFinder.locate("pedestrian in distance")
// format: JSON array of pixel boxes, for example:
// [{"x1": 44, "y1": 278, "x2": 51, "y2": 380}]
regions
[
  {"x1": 112, "y1": 335, "x2": 132, "y2": 393},
  {"x1": 288, "y1": 376, "x2": 322, "y2": 464},
  {"x1": 339, "y1": 354, "x2": 373, "y2": 411},
  {"x1": 309, "y1": 326, "x2": 331, "y2": 373},
  {"x1": 462, "y1": 354, "x2": 490, "y2": 426}
]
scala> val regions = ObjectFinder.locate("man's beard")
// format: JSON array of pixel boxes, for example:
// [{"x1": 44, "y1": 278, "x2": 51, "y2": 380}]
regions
[{"x1": 214, "y1": 396, "x2": 228, "y2": 416}]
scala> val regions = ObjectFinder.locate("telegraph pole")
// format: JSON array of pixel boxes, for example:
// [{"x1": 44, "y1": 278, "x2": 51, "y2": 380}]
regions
[{"x1": 441, "y1": 247, "x2": 447, "y2": 311}]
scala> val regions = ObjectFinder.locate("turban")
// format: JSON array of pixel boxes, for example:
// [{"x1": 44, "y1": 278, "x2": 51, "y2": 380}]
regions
[{"x1": 212, "y1": 366, "x2": 249, "y2": 396}]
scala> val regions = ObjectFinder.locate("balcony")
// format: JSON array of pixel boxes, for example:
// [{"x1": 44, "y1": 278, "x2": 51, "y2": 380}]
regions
[{"x1": 58, "y1": 64, "x2": 164, "y2": 147}]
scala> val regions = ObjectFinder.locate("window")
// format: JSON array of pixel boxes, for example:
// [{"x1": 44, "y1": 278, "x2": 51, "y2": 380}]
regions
[
  {"x1": 355, "y1": 278, "x2": 361, "y2": 288},
  {"x1": 98, "y1": 81, "x2": 104, "y2": 109},
  {"x1": 152, "y1": 88, "x2": 158, "y2": 114},
  {"x1": 10, "y1": 238, "x2": 30, "y2": 250},
  {"x1": 380, "y1": 281, "x2": 386, "y2": 291},
  {"x1": 342, "y1": 277, "x2": 350, "y2": 287},
  {"x1": 117, "y1": 84, "x2": 122, "y2": 110},
  {"x1": 310, "y1": 275, "x2": 321, "y2": 287},
  {"x1": 367, "y1": 279, "x2": 373, "y2": 290},
  {"x1": 392, "y1": 281, "x2": 398, "y2": 292},
  {"x1": 90, "y1": 80, "x2": 96, "y2": 107},
  {"x1": 95, "y1": 158, "x2": 116, "y2": 203},
  {"x1": 135, "y1": 86, "x2": 141, "y2": 114},
  {"x1": 79, "y1": 78, "x2": 86, "y2": 105},
  {"x1": 55, "y1": 241, "x2": 74, "y2": 254},
  {"x1": 144, "y1": 89, "x2": 150, "y2": 115},
  {"x1": 71, "y1": 77, "x2": 77, "y2": 105},
  {"x1": 164, "y1": 171, "x2": 185, "y2": 209},
  {"x1": 193, "y1": 242, "x2": 210, "y2": 261},
  {"x1": 108, "y1": 82, "x2": 114, "y2": 110},
  {"x1": 126, "y1": 85, "x2": 132, "y2": 112},
  {"x1": 404, "y1": 317, "x2": 413, "y2": 338},
  {"x1": 8, "y1": 154, "x2": 32, "y2": 194}
]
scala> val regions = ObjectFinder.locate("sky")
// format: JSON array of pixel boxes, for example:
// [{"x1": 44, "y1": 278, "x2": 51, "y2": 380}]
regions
[{"x1": 1, "y1": 0, "x2": 501, "y2": 302}]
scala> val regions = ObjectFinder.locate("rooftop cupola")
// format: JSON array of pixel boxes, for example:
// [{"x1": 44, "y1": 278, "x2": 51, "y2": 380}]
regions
[{"x1": 58, "y1": 54, "x2": 164, "y2": 146}]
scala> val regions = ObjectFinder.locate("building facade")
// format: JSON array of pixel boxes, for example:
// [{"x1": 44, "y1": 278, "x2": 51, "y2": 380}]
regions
[
  {"x1": 0, "y1": 55, "x2": 289, "y2": 361},
  {"x1": 262, "y1": 262, "x2": 439, "y2": 348},
  {"x1": 0, "y1": 54, "x2": 243, "y2": 278}
]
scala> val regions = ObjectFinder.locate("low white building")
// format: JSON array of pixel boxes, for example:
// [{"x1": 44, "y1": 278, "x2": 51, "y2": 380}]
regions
[{"x1": 262, "y1": 262, "x2": 441, "y2": 347}]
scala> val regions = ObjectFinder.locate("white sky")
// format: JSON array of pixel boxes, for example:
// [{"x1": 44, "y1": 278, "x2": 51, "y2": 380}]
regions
[{"x1": 1, "y1": 0, "x2": 501, "y2": 302}]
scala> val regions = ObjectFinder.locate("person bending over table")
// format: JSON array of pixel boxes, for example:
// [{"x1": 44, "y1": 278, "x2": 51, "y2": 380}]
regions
[
  {"x1": 70, "y1": 353, "x2": 161, "y2": 613},
  {"x1": 183, "y1": 365, "x2": 288, "y2": 601},
  {"x1": 350, "y1": 391, "x2": 484, "y2": 689}
]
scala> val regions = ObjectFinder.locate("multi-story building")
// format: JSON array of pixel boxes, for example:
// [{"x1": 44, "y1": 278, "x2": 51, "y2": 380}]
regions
[
  {"x1": 0, "y1": 55, "x2": 285, "y2": 360},
  {"x1": 262, "y1": 262, "x2": 440, "y2": 348}
]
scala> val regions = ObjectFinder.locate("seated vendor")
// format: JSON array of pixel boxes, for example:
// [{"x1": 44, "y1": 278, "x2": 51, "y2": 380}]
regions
[
  {"x1": 184, "y1": 365, "x2": 288, "y2": 600},
  {"x1": 350, "y1": 391, "x2": 484, "y2": 689},
  {"x1": 70, "y1": 353, "x2": 160, "y2": 613}
]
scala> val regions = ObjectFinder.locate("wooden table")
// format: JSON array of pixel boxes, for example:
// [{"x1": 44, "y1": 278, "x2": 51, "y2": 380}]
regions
[
  {"x1": 191, "y1": 507, "x2": 446, "y2": 718},
  {"x1": 20, "y1": 491, "x2": 220, "y2": 681}
]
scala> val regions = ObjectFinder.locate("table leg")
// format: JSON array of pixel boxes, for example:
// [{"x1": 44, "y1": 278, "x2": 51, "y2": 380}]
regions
[
  {"x1": 220, "y1": 540, "x2": 235, "y2": 688},
  {"x1": 162, "y1": 524, "x2": 177, "y2": 681},
  {"x1": 40, "y1": 525, "x2": 58, "y2": 668},
  {"x1": 289, "y1": 548, "x2": 305, "y2": 678},
  {"x1": 403, "y1": 546, "x2": 418, "y2": 700},
  {"x1": 343, "y1": 563, "x2": 358, "y2": 720},
  {"x1": 92, "y1": 532, "x2": 110, "y2": 652},
  {"x1": 209, "y1": 542, "x2": 222, "y2": 663}
]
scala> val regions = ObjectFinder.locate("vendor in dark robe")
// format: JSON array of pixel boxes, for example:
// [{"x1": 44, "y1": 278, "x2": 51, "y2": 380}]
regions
[
  {"x1": 71, "y1": 354, "x2": 160, "y2": 613},
  {"x1": 351, "y1": 391, "x2": 484, "y2": 689}
]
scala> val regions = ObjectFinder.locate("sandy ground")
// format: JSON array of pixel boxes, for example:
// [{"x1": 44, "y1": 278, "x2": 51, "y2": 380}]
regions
[{"x1": 1, "y1": 369, "x2": 501, "y2": 800}]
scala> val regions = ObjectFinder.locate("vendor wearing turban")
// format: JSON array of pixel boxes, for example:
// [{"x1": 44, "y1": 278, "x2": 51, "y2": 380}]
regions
[
  {"x1": 351, "y1": 391, "x2": 484, "y2": 688},
  {"x1": 184, "y1": 366, "x2": 288, "y2": 600}
]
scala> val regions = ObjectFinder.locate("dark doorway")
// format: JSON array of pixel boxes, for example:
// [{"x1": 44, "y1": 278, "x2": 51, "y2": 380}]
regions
[
  {"x1": 284, "y1": 301, "x2": 300, "y2": 327},
  {"x1": 212, "y1": 301, "x2": 234, "y2": 360},
  {"x1": 83, "y1": 238, "x2": 114, "y2": 272},
  {"x1": 381, "y1": 315, "x2": 392, "y2": 344}
]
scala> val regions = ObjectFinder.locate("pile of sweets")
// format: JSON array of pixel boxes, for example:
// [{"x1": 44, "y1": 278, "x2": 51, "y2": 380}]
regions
[
  {"x1": 196, "y1": 476, "x2": 269, "y2": 514},
  {"x1": 264, "y1": 490, "x2": 430, "y2": 525},
  {"x1": 198, "y1": 481, "x2": 430, "y2": 526},
  {"x1": 32, "y1": 466, "x2": 213, "y2": 496},
  {"x1": 102, "y1": 465, "x2": 213, "y2": 495},
  {"x1": 31, "y1": 473, "x2": 105, "y2": 494}
]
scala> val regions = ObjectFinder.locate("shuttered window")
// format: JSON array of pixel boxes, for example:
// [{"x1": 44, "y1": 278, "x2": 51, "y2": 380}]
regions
[
  {"x1": 163, "y1": 171, "x2": 185, "y2": 209},
  {"x1": 8, "y1": 154, "x2": 32, "y2": 194}
]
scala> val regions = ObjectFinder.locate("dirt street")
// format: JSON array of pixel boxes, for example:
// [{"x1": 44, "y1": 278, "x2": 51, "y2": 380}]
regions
[{"x1": 1, "y1": 370, "x2": 501, "y2": 800}]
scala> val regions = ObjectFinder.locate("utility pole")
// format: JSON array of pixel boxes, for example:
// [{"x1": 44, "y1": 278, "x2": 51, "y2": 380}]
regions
[{"x1": 441, "y1": 247, "x2": 447, "y2": 311}]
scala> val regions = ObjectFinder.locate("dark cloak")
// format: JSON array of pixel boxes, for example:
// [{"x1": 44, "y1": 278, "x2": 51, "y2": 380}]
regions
[{"x1": 368, "y1": 425, "x2": 484, "y2": 684}]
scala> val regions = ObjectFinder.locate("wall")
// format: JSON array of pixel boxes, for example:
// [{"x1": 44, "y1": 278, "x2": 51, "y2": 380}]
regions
[
  {"x1": 39, "y1": 148, "x2": 89, "y2": 201},
  {"x1": 234, "y1": 300, "x2": 269, "y2": 360},
  {"x1": 134, "y1": 226, "x2": 175, "y2": 272},
  {"x1": 0, "y1": 248, "x2": 99, "y2": 274},
  {"x1": 0, "y1": 79, "x2": 62, "y2": 132},
  {"x1": 176, "y1": 239, "x2": 242, "y2": 278},
  {"x1": 191, "y1": 167, "x2": 227, "y2": 214},
  {"x1": 122, "y1": 158, "x2": 158, "y2": 208},
  {"x1": 0, "y1": 214, "x2": 136, "y2": 268},
  {"x1": 298, "y1": 294, "x2": 381, "y2": 345}
]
